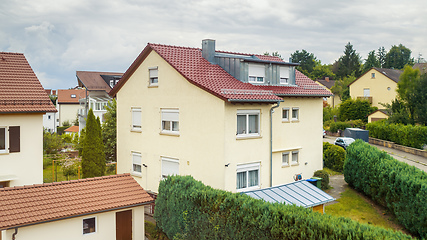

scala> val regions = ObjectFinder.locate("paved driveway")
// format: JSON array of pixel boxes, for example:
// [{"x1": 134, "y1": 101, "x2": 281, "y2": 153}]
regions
[{"x1": 323, "y1": 135, "x2": 427, "y2": 172}]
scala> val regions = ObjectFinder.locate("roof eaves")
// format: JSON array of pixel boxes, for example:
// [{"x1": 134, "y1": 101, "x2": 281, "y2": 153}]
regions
[
  {"x1": 242, "y1": 58, "x2": 300, "y2": 66},
  {"x1": 228, "y1": 98, "x2": 284, "y2": 103}
]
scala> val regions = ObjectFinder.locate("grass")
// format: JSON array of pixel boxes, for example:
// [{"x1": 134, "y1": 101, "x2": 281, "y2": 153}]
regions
[
  {"x1": 322, "y1": 167, "x2": 342, "y2": 176},
  {"x1": 325, "y1": 187, "x2": 404, "y2": 232}
]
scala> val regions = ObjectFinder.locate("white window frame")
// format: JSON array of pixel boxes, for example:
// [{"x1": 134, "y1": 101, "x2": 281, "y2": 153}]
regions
[
  {"x1": 282, "y1": 108, "x2": 289, "y2": 122},
  {"x1": 236, "y1": 162, "x2": 260, "y2": 192},
  {"x1": 292, "y1": 107, "x2": 299, "y2": 121},
  {"x1": 282, "y1": 152, "x2": 290, "y2": 166},
  {"x1": 82, "y1": 216, "x2": 97, "y2": 235},
  {"x1": 248, "y1": 64, "x2": 265, "y2": 83},
  {"x1": 236, "y1": 110, "x2": 260, "y2": 138},
  {"x1": 363, "y1": 88, "x2": 370, "y2": 97},
  {"x1": 71, "y1": 94, "x2": 77, "y2": 98},
  {"x1": 161, "y1": 109, "x2": 179, "y2": 134},
  {"x1": 132, "y1": 152, "x2": 142, "y2": 176},
  {"x1": 109, "y1": 80, "x2": 115, "y2": 88},
  {"x1": 280, "y1": 67, "x2": 290, "y2": 85},
  {"x1": 149, "y1": 67, "x2": 158, "y2": 86},
  {"x1": 131, "y1": 107, "x2": 142, "y2": 131},
  {"x1": 291, "y1": 151, "x2": 299, "y2": 165},
  {"x1": 0, "y1": 127, "x2": 8, "y2": 154},
  {"x1": 161, "y1": 157, "x2": 179, "y2": 179}
]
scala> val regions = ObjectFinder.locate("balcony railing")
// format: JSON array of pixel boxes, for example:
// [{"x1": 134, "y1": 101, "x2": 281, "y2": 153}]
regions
[{"x1": 357, "y1": 96, "x2": 372, "y2": 104}]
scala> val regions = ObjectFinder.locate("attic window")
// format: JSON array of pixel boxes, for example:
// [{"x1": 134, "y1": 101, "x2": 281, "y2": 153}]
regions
[
  {"x1": 280, "y1": 67, "x2": 290, "y2": 85},
  {"x1": 149, "y1": 67, "x2": 158, "y2": 86},
  {"x1": 248, "y1": 64, "x2": 265, "y2": 84},
  {"x1": 71, "y1": 94, "x2": 76, "y2": 98},
  {"x1": 371, "y1": 73, "x2": 375, "y2": 78}
]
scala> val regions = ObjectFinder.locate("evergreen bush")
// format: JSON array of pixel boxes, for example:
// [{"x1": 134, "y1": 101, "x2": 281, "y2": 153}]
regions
[
  {"x1": 367, "y1": 121, "x2": 427, "y2": 149},
  {"x1": 324, "y1": 145, "x2": 346, "y2": 172},
  {"x1": 313, "y1": 170, "x2": 329, "y2": 190},
  {"x1": 154, "y1": 175, "x2": 413, "y2": 240},
  {"x1": 344, "y1": 140, "x2": 427, "y2": 238},
  {"x1": 328, "y1": 121, "x2": 351, "y2": 133}
]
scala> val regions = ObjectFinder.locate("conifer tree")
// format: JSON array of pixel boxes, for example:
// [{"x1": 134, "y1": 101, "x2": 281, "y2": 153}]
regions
[{"x1": 81, "y1": 108, "x2": 106, "y2": 178}]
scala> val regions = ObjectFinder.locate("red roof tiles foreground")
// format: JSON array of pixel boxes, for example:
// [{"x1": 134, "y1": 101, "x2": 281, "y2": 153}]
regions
[
  {"x1": 0, "y1": 173, "x2": 153, "y2": 230},
  {"x1": 111, "y1": 43, "x2": 331, "y2": 101},
  {"x1": 0, "y1": 52, "x2": 57, "y2": 113}
]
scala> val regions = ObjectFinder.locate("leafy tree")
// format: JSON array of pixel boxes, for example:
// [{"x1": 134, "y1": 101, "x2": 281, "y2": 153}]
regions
[
  {"x1": 62, "y1": 120, "x2": 71, "y2": 127},
  {"x1": 102, "y1": 99, "x2": 117, "y2": 162},
  {"x1": 334, "y1": 42, "x2": 362, "y2": 79},
  {"x1": 49, "y1": 95, "x2": 57, "y2": 106},
  {"x1": 263, "y1": 51, "x2": 283, "y2": 59},
  {"x1": 81, "y1": 108, "x2": 105, "y2": 178},
  {"x1": 384, "y1": 44, "x2": 414, "y2": 69},
  {"x1": 382, "y1": 99, "x2": 411, "y2": 125},
  {"x1": 377, "y1": 46, "x2": 386, "y2": 68},
  {"x1": 413, "y1": 73, "x2": 427, "y2": 125},
  {"x1": 331, "y1": 74, "x2": 357, "y2": 101},
  {"x1": 310, "y1": 64, "x2": 336, "y2": 80},
  {"x1": 362, "y1": 50, "x2": 380, "y2": 74},
  {"x1": 396, "y1": 66, "x2": 420, "y2": 124},
  {"x1": 73, "y1": 113, "x2": 79, "y2": 126},
  {"x1": 338, "y1": 98, "x2": 377, "y2": 122},
  {"x1": 290, "y1": 49, "x2": 318, "y2": 76},
  {"x1": 43, "y1": 130, "x2": 64, "y2": 154}
]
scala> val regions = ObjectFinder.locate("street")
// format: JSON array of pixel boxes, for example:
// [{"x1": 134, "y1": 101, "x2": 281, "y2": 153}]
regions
[{"x1": 323, "y1": 135, "x2": 427, "y2": 172}]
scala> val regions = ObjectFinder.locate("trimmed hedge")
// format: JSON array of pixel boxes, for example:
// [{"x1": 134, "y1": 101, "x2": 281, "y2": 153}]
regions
[
  {"x1": 344, "y1": 140, "x2": 427, "y2": 238},
  {"x1": 154, "y1": 175, "x2": 413, "y2": 240},
  {"x1": 328, "y1": 121, "x2": 351, "y2": 133},
  {"x1": 313, "y1": 170, "x2": 329, "y2": 190},
  {"x1": 366, "y1": 121, "x2": 427, "y2": 149},
  {"x1": 323, "y1": 143, "x2": 346, "y2": 172}
]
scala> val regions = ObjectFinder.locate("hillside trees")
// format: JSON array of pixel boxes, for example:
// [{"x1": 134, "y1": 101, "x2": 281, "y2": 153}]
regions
[{"x1": 81, "y1": 108, "x2": 105, "y2": 178}]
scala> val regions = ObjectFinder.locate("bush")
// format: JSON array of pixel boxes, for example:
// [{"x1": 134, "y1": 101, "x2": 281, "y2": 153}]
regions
[
  {"x1": 338, "y1": 98, "x2": 377, "y2": 122},
  {"x1": 323, "y1": 142, "x2": 332, "y2": 153},
  {"x1": 324, "y1": 145, "x2": 346, "y2": 172},
  {"x1": 313, "y1": 170, "x2": 329, "y2": 190},
  {"x1": 328, "y1": 121, "x2": 351, "y2": 133},
  {"x1": 154, "y1": 175, "x2": 413, "y2": 240},
  {"x1": 43, "y1": 131, "x2": 64, "y2": 154},
  {"x1": 345, "y1": 140, "x2": 427, "y2": 238},
  {"x1": 367, "y1": 121, "x2": 427, "y2": 149}
]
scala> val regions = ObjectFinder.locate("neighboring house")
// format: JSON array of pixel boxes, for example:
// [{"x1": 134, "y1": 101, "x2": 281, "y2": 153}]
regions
[
  {"x1": 56, "y1": 89, "x2": 86, "y2": 127},
  {"x1": 0, "y1": 173, "x2": 154, "y2": 240},
  {"x1": 0, "y1": 52, "x2": 57, "y2": 188},
  {"x1": 413, "y1": 62, "x2": 427, "y2": 75},
  {"x1": 349, "y1": 67, "x2": 403, "y2": 108},
  {"x1": 110, "y1": 39, "x2": 331, "y2": 193},
  {"x1": 315, "y1": 77, "x2": 341, "y2": 107},
  {"x1": 367, "y1": 109, "x2": 390, "y2": 123},
  {"x1": 64, "y1": 125, "x2": 79, "y2": 135},
  {"x1": 43, "y1": 89, "x2": 58, "y2": 132},
  {"x1": 76, "y1": 71, "x2": 123, "y2": 131}
]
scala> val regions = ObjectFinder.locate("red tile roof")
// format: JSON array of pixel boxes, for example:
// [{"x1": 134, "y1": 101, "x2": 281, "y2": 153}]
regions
[
  {"x1": 0, "y1": 173, "x2": 153, "y2": 230},
  {"x1": 0, "y1": 52, "x2": 57, "y2": 113},
  {"x1": 110, "y1": 43, "x2": 331, "y2": 101},
  {"x1": 64, "y1": 125, "x2": 79, "y2": 133},
  {"x1": 57, "y1": 89, "x2": 86, "y2": 104},
  {"x1": 76, "y1": 71, "x2": 123, "y2": 93}
]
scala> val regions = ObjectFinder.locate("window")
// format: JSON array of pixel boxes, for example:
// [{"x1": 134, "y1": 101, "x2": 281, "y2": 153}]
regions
[
  {"x1": 363, "y1": 88, "x2": 370, "y2": 97},
  {"x1": 131, "y1": 108, "x2": 142, "y2": 131},
  {"x1": 110, "y1": 80, "x2": 115, "y2": 88},
  {"x1": 149, "y1": 68, "x2": 158, "y2": 86},
  {"x1": 282, "y1": 108, "x2": 289, "y2": 122},
  {"x1": 161, "y1": 109, "x2": 179, "y2": 134},
  {"x1": 0, "y1": 126, "x2": 20, "y2": 154},
  {"x1": 280, "y1": 67, "x2": 290, "y2": 84},
  {"x1": 95, "y1": 102, "x2": 107, "y2": 111},
  {"x1": 292, "y1": 108, "x2": 299, "y2": 121},
  {"x1": 83, "y1": 217, "x2": 96, "y2": 234},
  {"x1": 71, "y1": 94, "x2": 76, "y2": 98},
  {"x1": 248, "y1": 64, "x2": 265, "y2": 83},
  {"x1": 236, "y1": 163, "x2": 260, "y2": 191},
  {"x1": 291, "y1": 151, "x2": 299, "y2": 165},
  {"x1": 371, "y1": 73, "x2": 375, "y2": 78},
  {"x1": 162, "y1": 157, "x2": 179, "y2": 179},
  {"x1": 282, "y1": 152, "x2": 289, "y2": 166},
  {"x1": 237, "y1": 110, "x2": 260, "y2": 136},
  {"x1": 132, "y1": 152, "x2": 142, "y2": 175}
]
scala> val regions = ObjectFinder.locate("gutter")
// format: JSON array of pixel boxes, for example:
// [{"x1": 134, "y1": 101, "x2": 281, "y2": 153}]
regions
[{"x1": 270, "y1": 101, "x2": 281, "y2": 187}]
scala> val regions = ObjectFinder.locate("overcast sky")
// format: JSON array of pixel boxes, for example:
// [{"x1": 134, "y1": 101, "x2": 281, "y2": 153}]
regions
[{"x1": 1, "y1": 0, "x2": 426, "y2": 90}]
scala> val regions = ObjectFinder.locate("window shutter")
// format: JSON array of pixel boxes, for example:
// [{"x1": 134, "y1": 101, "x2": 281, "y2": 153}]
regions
[{"x1": 9, "y1": 126, "x2": 20, "y2": 153}]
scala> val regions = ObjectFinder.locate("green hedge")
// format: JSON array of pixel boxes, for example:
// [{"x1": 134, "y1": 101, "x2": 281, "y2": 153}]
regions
[
  {"x1": 324, "y1": 144, "x2": 346, "y2": 172},
  {"x1": 313, "y1": 170, "x2": 329, "y2": 190},
  {"x1": 328, "y1": 121, "x2": 351, "y2": 133},
  {"x1": 366, "y1": 121, "x2": 427, "y2": 149},
  {"x1": 344, "y1": 140, "x2": 427, "y2": 238},
  {"x1": 154, "y1": 175, "x2": 413, "y2": 240}
]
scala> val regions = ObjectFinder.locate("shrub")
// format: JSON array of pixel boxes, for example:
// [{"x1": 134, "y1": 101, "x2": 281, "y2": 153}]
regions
[
  {"x1": 345, "y1": 140, "x2": 427, "y2": 238},
  {"x1": 43, "y1": 131, "x2": 64, "y2": 154},
  {"x1": 324, "y1": 145, "x2": 346, "y2": 172},
  {"x1": 328, "y1": 121, "x2": 351, "y2": 133},
  {"x1": 367, "y1": 121, "x2": 427, "y2": 149},
  {"x1": 313, "y1": 170, "x2": 329, "y2": 190},
  {"x1": 338, "y1": 98, "x2": 377, "y2": 122},
  {"x1": 323, "y1": 142, "x2": 332, "y2": 153},
  {"x1": 154, "y1": 175, "x2": 413, "y2": 240}
]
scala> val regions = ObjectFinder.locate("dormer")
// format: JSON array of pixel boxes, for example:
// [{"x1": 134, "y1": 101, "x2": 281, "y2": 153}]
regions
[{"x1": 201, "y1": 39, "x2": 298, "y2": 86}]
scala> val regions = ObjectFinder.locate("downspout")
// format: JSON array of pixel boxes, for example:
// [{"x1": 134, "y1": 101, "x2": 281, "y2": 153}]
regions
[
  {"x1": 12, "y1": 228, "x2": 18, "y2": 240},
  {"x1": 270, "y1": 101, "x2": 281, "y2": 187}
]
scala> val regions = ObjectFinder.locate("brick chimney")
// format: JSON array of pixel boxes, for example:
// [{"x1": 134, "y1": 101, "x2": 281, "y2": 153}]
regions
[{"x1": 202, "y1": 39, "x2": 216, "y2": 64}]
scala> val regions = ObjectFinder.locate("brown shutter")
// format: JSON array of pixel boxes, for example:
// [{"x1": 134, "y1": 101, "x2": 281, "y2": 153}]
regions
[{"x1": 9, "y1": 126, "x2": 20, "y2": 153}]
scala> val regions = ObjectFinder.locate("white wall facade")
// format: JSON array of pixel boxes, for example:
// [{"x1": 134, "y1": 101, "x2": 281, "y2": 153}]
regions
[
  {"x1": 0, "y1": 113, "x2": 43, "y2": 187},
  {"x1": 43, "y1": 112, "x2": 57, "y2": 133},
  {"x1": 2, "y1": 206, "x2": 145, "y2": 240}
]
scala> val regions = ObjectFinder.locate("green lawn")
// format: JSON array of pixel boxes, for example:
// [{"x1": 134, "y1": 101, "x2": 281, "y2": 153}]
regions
[{"x1": 325, "y1": 187, "x2": 406, "y2": 233}]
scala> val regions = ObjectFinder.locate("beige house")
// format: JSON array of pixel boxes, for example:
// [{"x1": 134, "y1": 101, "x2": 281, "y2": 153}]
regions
[
  {"x1": 349, "y1": 67, "x2": 403, "y2": 108},
  {"x1": 315, "y1": 77, "x2": 341, "y2": 107},
  {"x1": 56, "y1": 89, "x2": 86, "y2": 127},
  {"x1": 0, "y1": 52, "x2": 57, "y2": 188},
  {"x1": 0, "y1": 174, "x2": 154, "y2": 240},
  {"x1": 110, "y1": 40, "x2": 331, "y2": 193},
  {"x1": 367, "y1": 109, "x2": 389, "y2": 123}
]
